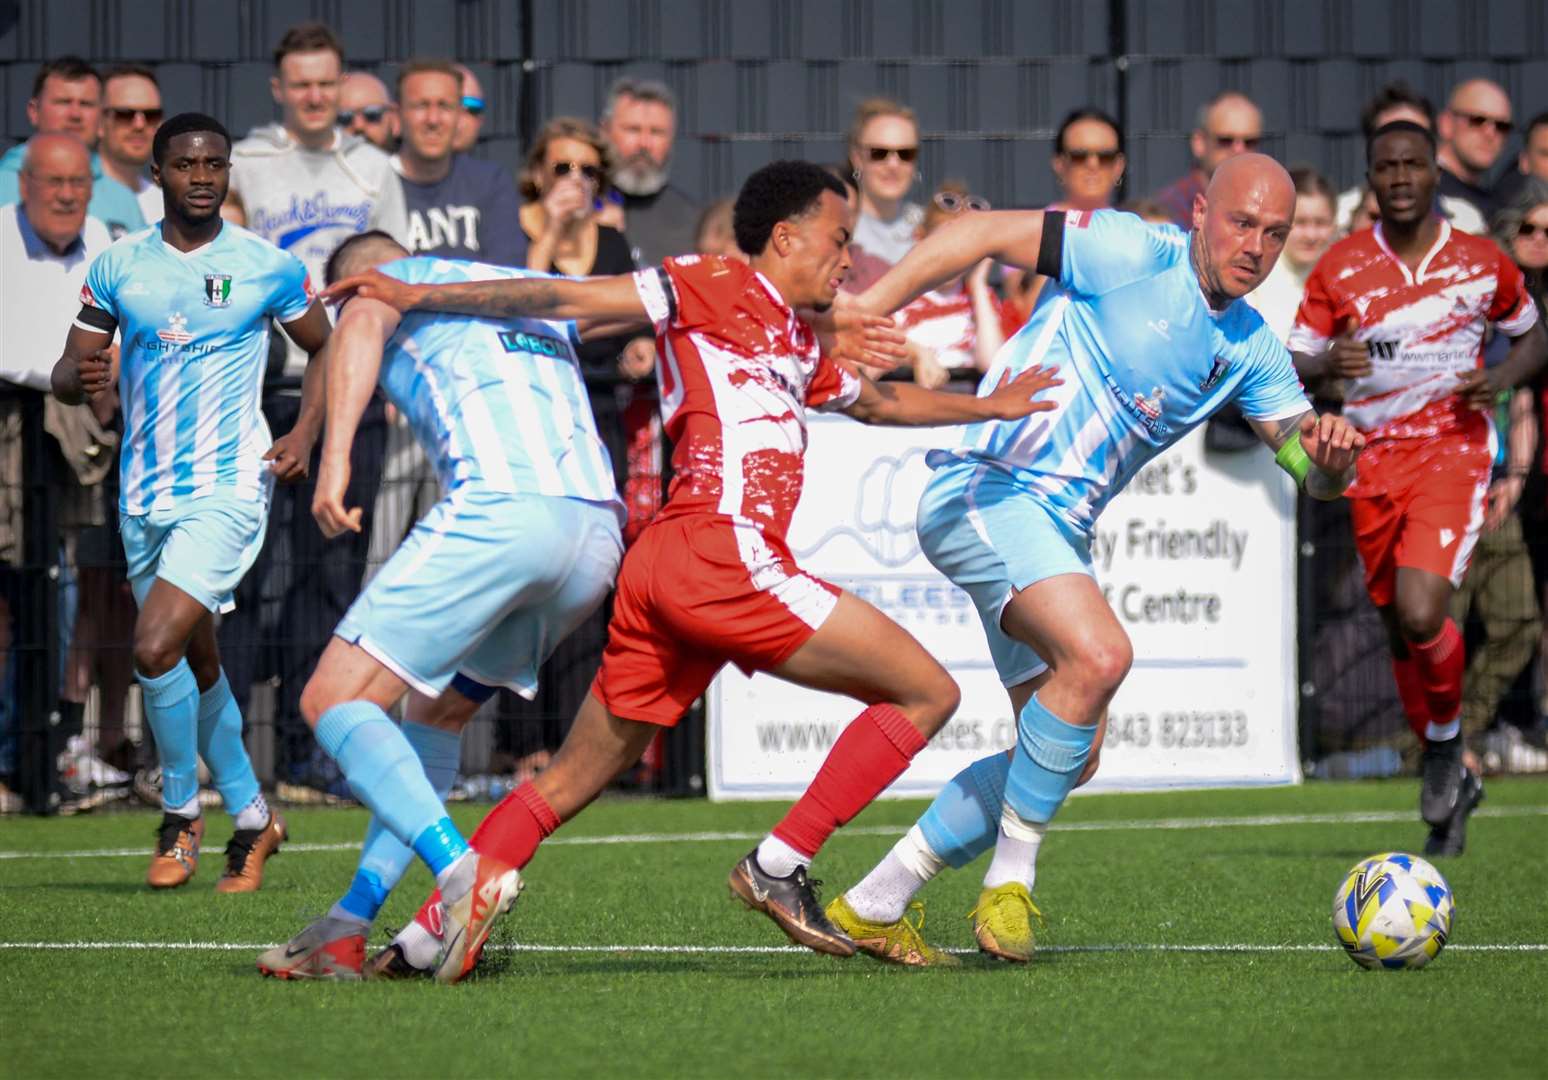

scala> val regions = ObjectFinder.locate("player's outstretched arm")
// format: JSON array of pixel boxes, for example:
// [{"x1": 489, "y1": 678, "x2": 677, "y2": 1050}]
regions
[
  {"x1": 1454, "y1": 320, "x2": 1548, "y2": 408},
  {"x1": 855, "y1": 210, "x2": 1046, "y2": 318},
  {"x1": 51, "y1": 323, "x2": 116, "y2": 405},
  {"x1": 312, "y1": 297, "x2": 400, "y2": 538},
  {"x1": 266, "y1": 300, "x2": 332, "y2": 483},
  {"x1": 321, "y1": 268, "x2": 650, "y2": 324},
  {"x1": 843, "y1": 364, "x2": 1062, "y2": 427},
  {"x1": 1250, "y1": 410, "x2": 1366, "y2": 501}
]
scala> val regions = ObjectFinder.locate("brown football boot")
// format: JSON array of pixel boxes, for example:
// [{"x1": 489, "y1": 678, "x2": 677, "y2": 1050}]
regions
[
  {"x1": 147, "y1": 813, "x2": 204, "y2": 888},
  {"x1": 214, "y1": 812, "x2": 288, "y2": 894}
]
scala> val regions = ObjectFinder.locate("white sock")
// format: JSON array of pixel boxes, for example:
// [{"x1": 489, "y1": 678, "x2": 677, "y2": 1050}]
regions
[
  {"x1": 326, "y1": 902, "x2": 371, "y2": 931},
  {"x1": 394, "y1": 918, "x2": 441, "y2": 970},
  {"x1": 434, "y1": 849, "x2": 472, "y2": 891},
  {"x1": 844, "y1": 826, "x2": 943, "y2": 923},
  {"x1": 233, "y1": 792, "x2": 270, "y2": 831},
  {"x1": 1425, "y1": 719, "x2": 1461, "y2": 743},
  {"x1": 755, "y1": 834, "x2": 809, "y2": 878},
  {"x1": 981, "y1": 805, "x2": 1047, "y2": 891},
  {"x1": 164, "y1": 793, "x2": 201, "y2": 820}
]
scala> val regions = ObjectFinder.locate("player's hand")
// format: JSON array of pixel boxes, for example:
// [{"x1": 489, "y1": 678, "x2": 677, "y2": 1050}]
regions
[
  {"x1": 264, "y1": 429, "x2": 315, "y2": 483},
  {"x1": 1482, "y1": 475, "x2": 1524, "y2": 532},
  {"x1": 318, "y1": 270, "x2": 427, "y2": 313},
  {"x1": 618, "y1": 336, "x2": 656, "y2": 381},
  {"x1": 311, "y1": 459, "x2": 361, "y2": 538},
  {"x1": 1325, "y1": 335, "x2": 1372, "y2": 379},
  {"x1": 77, "y1": 347, "x2": 114, "y2": 398},
  {"x1": 980, "y1": 363, "x2": 1063, "y2": 419},
  {"x1": 1298, "y1": 411, "x2": 1365, "y2": 474},
  {"x1": 1453, "y1": 367, "x2": 1501, "y2": 410},
  {"x1": 829, "y1": 308, "x2": 907, "y2": 375}
]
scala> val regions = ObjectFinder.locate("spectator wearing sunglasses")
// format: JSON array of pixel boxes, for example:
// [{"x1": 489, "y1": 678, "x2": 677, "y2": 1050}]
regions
[
  {"x1": 1494, "y1": 112, "x2": 1548, "y2": 211},
  {"x1": 391, "y1": 59, "x2": 523, "y2": 266},
  {"x1": 452, "y1": 64, "x2": 486, "y2": 153},
  {"x1": 96, "y1": 65, "x2": 164, "y2": 224},
  {"x1": 338, "y1": 70, "x2": 398, "y2": 152},
  {"x1": 1151, "y1": 90, "x2": 1262, "y2": 229},
  {"x1": 1438, "y1": 79, "x2": 1514, "y2": 224},
  {"x1": 843, "y1": 97, "x2": 925, "y2": 294}
]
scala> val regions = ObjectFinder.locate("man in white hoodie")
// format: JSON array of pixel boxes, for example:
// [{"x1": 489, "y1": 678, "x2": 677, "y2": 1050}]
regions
[{"x1": 219, "y1": 21, "x2": 407, "y2": 796}]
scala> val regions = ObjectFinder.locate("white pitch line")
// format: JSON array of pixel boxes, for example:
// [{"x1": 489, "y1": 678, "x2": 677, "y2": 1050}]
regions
[
  {"x1": 0, "y1": 941, "x2": 1543, "y2": 955},
  {"x1": 2, "y1": 805, "x2": 1546, "y2": 862}
]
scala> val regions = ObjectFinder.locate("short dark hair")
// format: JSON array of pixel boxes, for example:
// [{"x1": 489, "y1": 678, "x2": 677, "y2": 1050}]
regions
[
  {"x1": 1367, "y1": 120, "x2": 1437, "y2": 164},
  {"x1": 31, "y1": 56, "x2": 100, "y2": 100},
  {"x1": 274, "y1": 21, "x2": 345, "y2": 69},
  {"x1": 733, "y1": 160, "x2": 848, "y2": 256},
  {"x1": 1288, "y1": 164, "x2": 1336, "y2": 205},
  {"x1": 325, "y1": 230, "x2": 408, "y2": 285},
  {"x1": 102, "y1": 63, "x2": 159, "y2": 91},
  {"x1": 1360, "y1": 81, "x2": 1435, "y2": 139},
  {"x1": 152, "y1": 112, "x2": 232, "y2": 166},
  {"x1": 1525, "y1": 110, "x2": 1548, "y2": 145},
  {"x1": 1056, "y1": 107, "x2": 1124, "y2": 155}
]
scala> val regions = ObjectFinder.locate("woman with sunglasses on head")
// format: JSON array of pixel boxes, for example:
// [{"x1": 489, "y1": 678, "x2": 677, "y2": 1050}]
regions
[{"x1": 843, "y1": 98, "x2": 925, "y2": 294}]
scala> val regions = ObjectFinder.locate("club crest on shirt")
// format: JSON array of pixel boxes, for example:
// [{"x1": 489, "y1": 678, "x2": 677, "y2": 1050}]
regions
[
  {"x1": 1199, "y1": 356, "x2": 1230, "y2": 392},
  {"x1": 204, "y1": 274, "x2": 233, "y2": 307}
]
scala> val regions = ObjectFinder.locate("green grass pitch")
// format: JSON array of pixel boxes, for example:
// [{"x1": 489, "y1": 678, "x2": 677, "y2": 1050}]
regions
[{"x1": 2, "y1": 778, "x2": 1546, "y2": 1078}]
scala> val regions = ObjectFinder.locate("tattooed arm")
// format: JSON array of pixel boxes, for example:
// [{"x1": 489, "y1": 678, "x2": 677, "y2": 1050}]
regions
[
  {"x1": 1247, "y1": 409, "x2": 1366, "y2": 501},
  {"x1": 320, "y1": 269, "x2": 650, "y2": 324}
]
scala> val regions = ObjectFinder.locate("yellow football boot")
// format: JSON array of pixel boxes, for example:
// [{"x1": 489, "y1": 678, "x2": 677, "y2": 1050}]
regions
[
  {"x1": 969, "y1": 882, "x2": 1043, "y2": 963},
  {"x1": 825, "y1": 895, "x2": 960, "y2": 968}
]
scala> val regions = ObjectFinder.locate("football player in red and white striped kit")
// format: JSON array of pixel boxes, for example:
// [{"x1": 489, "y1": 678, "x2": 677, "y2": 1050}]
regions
[
  {"x1": 1289, "y1": 122, "x2": 1547, "y2": 855},
  {"x1": 324, "y1": 160, "x2": 1061, "y2": 976}
]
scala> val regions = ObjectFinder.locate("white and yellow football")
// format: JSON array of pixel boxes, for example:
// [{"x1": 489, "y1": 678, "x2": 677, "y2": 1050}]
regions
[{"x1": 1332, "y1": 852, "x2": 1454, "y2": 970}]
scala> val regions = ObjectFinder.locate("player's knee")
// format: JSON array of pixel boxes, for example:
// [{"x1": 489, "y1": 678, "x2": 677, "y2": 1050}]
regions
[
  {"x1": 132, "y1": 631, "x2": 181, "y2": 679},
  {"x1": 298, "y1": 678, "x2": 335, "y2": 730},
  {"x1": 922, "y1": 672, "x2": 962, "y2": 732},
  {"x1": 1395, "y1": 602, "x2": 1447, "y2": 645},
  {"x1": 1072, "y1": 634, "x2": 1132, "y2": 697}
]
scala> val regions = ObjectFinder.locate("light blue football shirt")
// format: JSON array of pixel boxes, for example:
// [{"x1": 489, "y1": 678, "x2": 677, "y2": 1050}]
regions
[
  {"x1": 375, "y1": 258, "x2": 622, "y2": 513},
  {"x1": 77, "y1": 222, "x2": 312, "y2": 514},
  {"x1": 934, "y1": 209, "x2": 1309, "y2": 534}
]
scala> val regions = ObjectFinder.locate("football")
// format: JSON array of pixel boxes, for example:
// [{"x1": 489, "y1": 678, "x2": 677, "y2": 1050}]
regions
[{"x1": 1331, "y1": 852, "x2": 1455, "y2": 970}]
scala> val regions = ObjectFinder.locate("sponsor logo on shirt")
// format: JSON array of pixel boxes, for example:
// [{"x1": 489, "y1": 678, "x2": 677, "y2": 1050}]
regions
[
  {"x1": 140, "y1": 312, "x2": 217, "y2": 358},
  {"x1": 157, "y1": 312, "x2": 193, "y2": 345},
  {"x1": 498, "y1": 328, "x2": 568, "y2": 357},
  {"x1": 204, "y1": 274, "x2": 233, "y2": 307}
]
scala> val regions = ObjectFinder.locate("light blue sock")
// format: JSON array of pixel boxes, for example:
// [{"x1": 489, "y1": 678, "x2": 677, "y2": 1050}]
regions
[
  {"x1": 337, "y1": 722, "x2": 463, "y2": 922},
  {"x1": 138, "y1": 660, "x2": 201, "y2": 812},
  {"x1": 917, "y1": 751, "x2": 1011, "y2": 868},
  {"x1": 313, "y1": 702, "x2": 468, "y2": 876},
  {"x1": 1003, "y1": 692, "x2": 1097, "y2": 823},
  {"x1": 196, "y1": 670, "x2": 260, "y2": 818}
]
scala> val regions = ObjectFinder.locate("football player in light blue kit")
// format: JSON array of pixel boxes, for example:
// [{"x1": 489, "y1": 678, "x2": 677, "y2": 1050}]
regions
[
  {"x1": 52, "y1": 113, "x2": 330, "y2": 893},
  {"x1": 826, "y1": 154, "x2": 1369, "y2": 964},
  {"x1": 255, "y1": 232, "x2": 625, "y2": 984}
]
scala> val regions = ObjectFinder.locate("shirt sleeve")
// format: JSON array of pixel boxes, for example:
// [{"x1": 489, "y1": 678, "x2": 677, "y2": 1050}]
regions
[
  {"x1": 806, "y1": 352, "x2": 863, "y2": 413},
  {"x1": 1232, "y1": 322, "x2": 1310, "y2": 422},
  {"x1": 1489, "y1": 248, "x2": 1539, "y2": 337},
  {"x1": 1286, "y1": 259, "x2": 1337, "y2": 355},
  {"x1": 267, "y1": 252, "x2": 314, "y2": 323},
  {"x1": 1050, "y1": 209, "x2": 1184, "y2": 297},
  {"x1": 72, "y1": 251, "x2": 119, "y2": 333}
]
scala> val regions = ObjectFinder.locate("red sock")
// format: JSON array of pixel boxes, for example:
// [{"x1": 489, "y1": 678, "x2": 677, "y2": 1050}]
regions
[
  {"x1": 772, "y1": 703, "x2": 928, "y2": 858},
  {"x1": 1412, "y1": 619, "x2": 1465, "y2": 735},
  {"x1": 410, "y1": 782, "x2": 560, "y2": 935},
  {"x1": 1391, "y1": 656, "x2": 1431, "y2": 740}
]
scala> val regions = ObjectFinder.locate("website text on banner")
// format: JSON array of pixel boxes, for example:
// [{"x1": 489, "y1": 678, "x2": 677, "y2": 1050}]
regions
[{"x1": 707, "y1": 417, "x2": 1299, "y2": 800}]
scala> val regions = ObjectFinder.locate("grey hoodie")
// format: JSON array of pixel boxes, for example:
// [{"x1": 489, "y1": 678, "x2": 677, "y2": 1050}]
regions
[{"x1": 229, "y1": 124, "x2": 408, "y2": 378}]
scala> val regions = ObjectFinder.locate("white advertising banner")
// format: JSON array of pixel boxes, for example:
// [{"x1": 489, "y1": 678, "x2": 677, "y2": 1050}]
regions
[{"x1": 707, "y1": 416, "x2": 1301, "y2": 800}]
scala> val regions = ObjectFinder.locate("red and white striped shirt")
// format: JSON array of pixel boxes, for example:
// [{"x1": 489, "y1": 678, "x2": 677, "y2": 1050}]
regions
[{"x1": 632, "y1": 255, "x2": 862, "y2": 537}]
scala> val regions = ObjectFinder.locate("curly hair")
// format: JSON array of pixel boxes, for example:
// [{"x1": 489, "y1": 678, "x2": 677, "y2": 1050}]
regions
[
  {"x1": 732, "y1": 160, "x2": 847, "y2": 256},
  {"x1": 519, "y1": 116, "x2": 613, "y2": 201}
]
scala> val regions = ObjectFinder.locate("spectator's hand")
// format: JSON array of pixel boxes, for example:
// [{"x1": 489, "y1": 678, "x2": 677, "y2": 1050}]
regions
[
  {"x1": 911, "y1": 344, "x2": 950, "y2": 390},
  {"x1": 597, "y1": 200, "x2": 626, "y2": 232},
  {"x1": 618, "y1": 337, "x2": 656, "y2": 381},
  {"x1": 319, "y1": 270, "x2": 426, "y2": 313},
  {"x1": 77, "y1": 347, "x2": 114, "y2": 399},
  {"x1": 980, "y1": 364, "x2": 1063, "y2": 419},
  {"x1": 828, "y1": 307, "x2": 907, "y2": 375},
  {"x1": 542, "y1": 175, "x2": 591, "y2": 228},
  {"x1": 312, "y1": 458, "x2": 360, "y2": 538},
  {"x1": 1325, "y1": 335, "x2": 1372, "y2": 379},
  {"x1": 965, "y1": 257, "x2": 993, "y2": 295},
  {"x1": 265, "y1": 428, "x2": 314, "y2": 483},
  {"x1": 1482, "y1": 475, "x2": 1524, "y2": 532},
  {"x1": 1299, "y1": 411, "x2": 1365, "y2": 475},
  {"x1": 1454, "y1": 367, "x2": 1501, "y2": 410}
]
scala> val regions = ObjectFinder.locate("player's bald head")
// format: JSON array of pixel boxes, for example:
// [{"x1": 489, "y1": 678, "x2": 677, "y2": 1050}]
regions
[
  {"x1": 326, "y1": 230, "x2": 409, "y2": 285},
  {"x1": 1191, "y1": 153, "x2": 1295, "y2": 304},
  {"x1": 22, "y1": 131, "x2": 91, "y2": 177},
  {"x1": 1202, "y1": 153, "x2": 1295, "y2": 222}
]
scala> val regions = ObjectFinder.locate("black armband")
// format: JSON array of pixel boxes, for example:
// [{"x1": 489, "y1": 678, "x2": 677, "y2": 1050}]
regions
[
  {"x1": 73, "y1": 304, "x2": 117, "y2": 334},
  {"x1": 1036, "y1": 210, "x2": 1065, "y2": 280}
]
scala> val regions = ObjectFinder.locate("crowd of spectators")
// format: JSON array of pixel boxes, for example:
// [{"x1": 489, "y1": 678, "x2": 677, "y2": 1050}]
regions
[{"x1": 2, "y1": 21, "x2": 1547, "y2": 812}]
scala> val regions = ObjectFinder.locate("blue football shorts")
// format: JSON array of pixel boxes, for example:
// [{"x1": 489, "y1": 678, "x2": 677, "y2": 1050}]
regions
[{"x1": 120, "y1": 491, "x2": 268, "y2": 614}]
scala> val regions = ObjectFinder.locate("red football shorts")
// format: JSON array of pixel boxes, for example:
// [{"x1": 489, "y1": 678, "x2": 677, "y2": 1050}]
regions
[
  {"x1": 1347, "y1": 438, "x2": 1492, "y2": 607},
  {"x1": 591, "y1": 514, "x2": 841, "y2": 726}
]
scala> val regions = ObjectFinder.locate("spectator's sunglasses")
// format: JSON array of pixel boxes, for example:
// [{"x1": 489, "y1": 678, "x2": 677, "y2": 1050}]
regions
[
  {"x1": 339, "y1": 106, "x2": 388, "y2": 125},
  {"x1": 1517, "y1": 222, "x2": 1548, "y2": 238},
  {"x1": 1210, "y1": 133, "x2": 1261, "y2": 150},
  {"x1": 553, "y1": 161, "x2": 604, "y2": 183},
  {"x1": 933, "y1": 190, "x2": 990, "y2": 213},
  {"x1": 107, "y1": 106, "x2": 163, "y2": 124},
  {"x1": 1453, "y1": 110, "x2": 1512, "y2": 135},
  {"x1": 864, "y1": 145, "x2": 918, "y2": 163},
  {"x1": 1062, "y1": 148, "x2": 1121, "y2": 165},
  {"x1": 462, "y1": 96, "x2": 486, "y2": 116}
]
